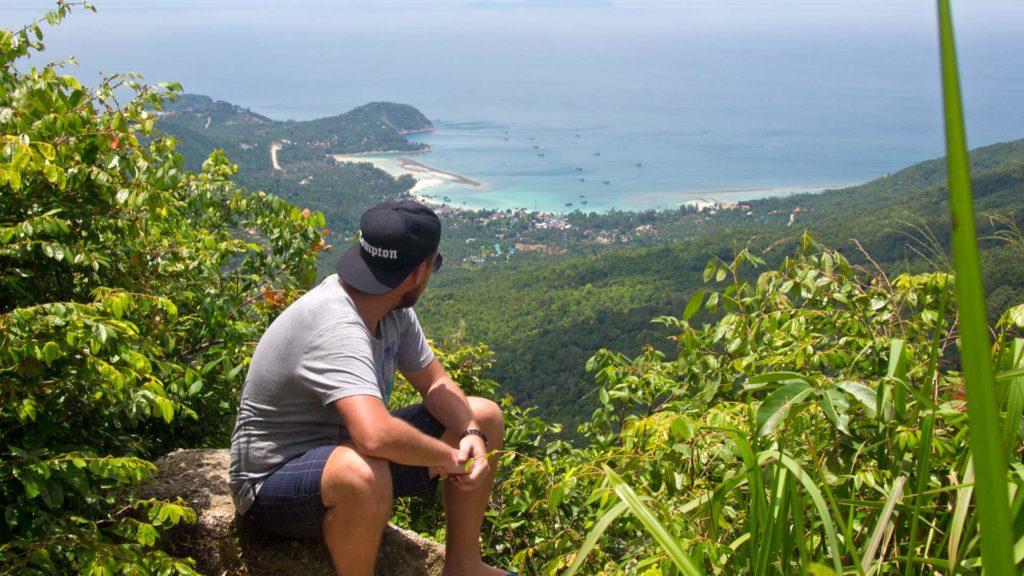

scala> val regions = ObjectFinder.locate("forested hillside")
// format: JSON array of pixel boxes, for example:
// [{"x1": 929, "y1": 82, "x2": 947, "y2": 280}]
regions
[
  {"x1": 156, "y1": 95, "x2": 425, "y2": 235},
  {"x1": 419, "y1": 141, "x2": 1024, "y2": 432}
]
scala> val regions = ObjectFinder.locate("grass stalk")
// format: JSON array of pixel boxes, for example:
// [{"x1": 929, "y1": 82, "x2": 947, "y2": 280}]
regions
[
  {"x1": 562, "y1": 500, "x2": 629, "y2": 576},
  {"x1": 602, "y1": 466, "x2": 704, "y2": 576},
  {"x1": 862, "y1": 475, "x2": 907, "y2": 573},
  {"x1": 1000, "y1": 339, "x2": 1024, "y2": 458},
  {"x1": 758, "y1": 451, "x2": 844, "y2": 574},
  {"x1": 904, "y1": 412, "x2": 936, "y2": 576},
  {"x1": 936, "y1": 0, "x2": 1015, "y2": 572}
]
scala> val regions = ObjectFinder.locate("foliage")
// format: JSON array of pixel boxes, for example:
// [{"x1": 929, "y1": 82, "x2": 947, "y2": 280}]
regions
[
  {"x1": 1, "y1": 7, "x2": 323, "y2": 573},
  {"x1": 476, "y1": 239, "x2": 1024, "y2": 574}
]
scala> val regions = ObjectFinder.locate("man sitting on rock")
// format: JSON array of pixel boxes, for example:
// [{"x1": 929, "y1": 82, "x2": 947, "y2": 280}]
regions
[{"x1": 229, "y1": 200, "x2": 512, "y2": 576}]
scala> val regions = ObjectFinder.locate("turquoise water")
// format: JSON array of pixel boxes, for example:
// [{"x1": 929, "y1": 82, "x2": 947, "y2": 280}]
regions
[
  {"x1": 410, "y1": 121, "x2": 863, "y2": 213},
  {"x1": 5, "y1": 1, "x2": 1024, "y2": 213}
]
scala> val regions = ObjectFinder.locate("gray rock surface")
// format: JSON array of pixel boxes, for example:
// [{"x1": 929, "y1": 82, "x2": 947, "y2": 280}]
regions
[{"x1": 143, "y1": 448, "x2": 445, "y2": 576}]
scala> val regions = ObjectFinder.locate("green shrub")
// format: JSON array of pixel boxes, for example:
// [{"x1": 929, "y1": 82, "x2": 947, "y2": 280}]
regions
[{"x1": 1, "y1": 6, "x2": 324, "y2": 573}]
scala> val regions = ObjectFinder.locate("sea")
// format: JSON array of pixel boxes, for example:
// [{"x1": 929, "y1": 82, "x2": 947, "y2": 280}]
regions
[{"x1": 4, "y1": 0, "x2": 1024, "y2": 213}]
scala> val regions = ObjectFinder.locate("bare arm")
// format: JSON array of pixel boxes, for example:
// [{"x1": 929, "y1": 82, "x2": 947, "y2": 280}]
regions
[
  {"x1": 403, "y1": 358, "x2": 478, "y2": 435},
  {"x1": 333, "y1": 394, "x2": 463, "y2": 475},
  {"x1": 404, "y1": 358, "x2": 490, "y2": 489}
]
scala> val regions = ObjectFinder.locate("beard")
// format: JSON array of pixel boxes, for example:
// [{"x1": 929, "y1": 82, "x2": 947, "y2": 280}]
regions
[{"x1": 396, "y1": 283, "x2": 426, "y2": 309}]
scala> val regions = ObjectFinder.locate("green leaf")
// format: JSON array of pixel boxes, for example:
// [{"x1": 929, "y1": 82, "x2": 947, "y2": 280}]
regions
[
  {"x1": 748, "y1": 371, "x2": 815, "y2": 385},
  {"x1": 755, "y1": 381, "x2": 813, "y2": 436},
  {"x1": 834, "y1": 380, "x2": 887, "y2": 419},
  {"x1": 819, "y1": 388, "x2": 850, "y2": 434},
  {"x1": 705, "y1": 291, "x2": 719, "y2": 312},
  {"x1": 670, "y1": 416, "x2": 697, "y2": 441},
  {"x1": 36, "y1": 142, "x2": 56, "y2": 160},
  {"x1": 155, "y1": 397, "x2": 174, "y2": 423},
  {"x1": 17, "y1": 397, "x2": 38, "y2": 422},
  {"x1": 12, "y1": 145, "x2": 31, "y2": 171},
  {"x1": 40, "y1": 341, "x2": 62, "y2": 365},
  {"x1": 703, "y1": 259, "x2": 716, "y2": 283},
  {"x1": 42, "y1": 163, "x2": 62, "y2": 184},
  {"x1": 548, "y1": 484, "x2": 565, "y2": 513},
  {"x1": 18, "y1": 470, "x2": 44, "y2": 499},
  {"x1": 998, "y1": 303, "x2": 1024, "y2": 329},
  {"x1": 683, "y1": 290, "x2": 704, "y2": 321},
  {"x1": 821, "y1": 252, "x2": 834, "y2": 276}
]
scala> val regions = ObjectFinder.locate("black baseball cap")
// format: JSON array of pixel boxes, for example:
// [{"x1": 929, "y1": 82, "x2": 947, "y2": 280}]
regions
[{"x1": 336, "y1": 200, "x2": 442, "y2": 294}]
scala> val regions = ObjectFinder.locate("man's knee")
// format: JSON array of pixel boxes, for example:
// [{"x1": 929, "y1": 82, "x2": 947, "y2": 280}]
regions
[
  {"x1": 321, "y1": 446, "x2": 393, "y2": 511},
  {"x1": 467, "y1": 397, "x2": 504, "y2": 449}
]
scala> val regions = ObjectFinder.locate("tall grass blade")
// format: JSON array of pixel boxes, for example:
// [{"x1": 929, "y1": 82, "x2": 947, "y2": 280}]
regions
[
  {"x1": 936, "y1": 0, "x2": 1015, "y2": 572},
  {"x1": 756, "y1": 464, "x2": 790, "y2": 576},
  {"x1": 603, "y1": 466, "x2": 704, "y2": 576},
  {"x1": 948, "y1": 459, "x2": 975, "y2": 571},
  {"x1": 563, "y1": 500, "x2": 629, "y2": 576},
  {"x1": 904, "y1": 413, "x2": 936, "y2": 576},
  {"x1": 726, "y1": 432, "x2": 768, "y2": 570},
  {"x1": 758, "y1": 451, "x2": 844, "y2": 574},
  {"x1": 996, "y1": 367, "x2": 1024, "y2": 383},
  {"x1": 887, "y1": 339, "x2": 908, "y2": 418},
  {"x1": 861, "y1": 475, "x2": 906, "y2": 574},
  {"x1": 1000, "y1": 339, "x2": 1024, "y2": 458}
]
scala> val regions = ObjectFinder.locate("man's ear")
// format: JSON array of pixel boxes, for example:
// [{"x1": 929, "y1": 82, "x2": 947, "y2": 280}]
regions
[{"x1": 404, "y1": 260, "x2": 429, "y2": 285}]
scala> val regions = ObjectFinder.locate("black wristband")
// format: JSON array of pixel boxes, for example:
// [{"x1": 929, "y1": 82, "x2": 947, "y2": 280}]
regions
[{"x1": 460, "y1": 428, "x2": 489, "y2": 447}]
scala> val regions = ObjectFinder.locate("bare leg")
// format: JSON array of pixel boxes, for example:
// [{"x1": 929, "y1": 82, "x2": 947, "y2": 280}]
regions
[
  {"x1": 442, "y1": 397, "x2": 509, "y2": 576},
  {"x1": 321, "y1": 446, "x2": 394, "y2": 576}
]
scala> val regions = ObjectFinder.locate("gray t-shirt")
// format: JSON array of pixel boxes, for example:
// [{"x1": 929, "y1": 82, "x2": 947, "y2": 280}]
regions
[{"x1": 228, "y1": 274, "x2": 434, "y2": 513}]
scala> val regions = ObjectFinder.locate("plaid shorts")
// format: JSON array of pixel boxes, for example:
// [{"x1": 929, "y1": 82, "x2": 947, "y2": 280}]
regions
[{"x1": 244, "y1": 403, "x2": 445, "y2": 539}]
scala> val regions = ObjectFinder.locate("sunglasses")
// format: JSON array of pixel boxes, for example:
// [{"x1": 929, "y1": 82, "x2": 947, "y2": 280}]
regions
[{"x1": 432, "y1": 253, "x2": 444, "y2": 272}]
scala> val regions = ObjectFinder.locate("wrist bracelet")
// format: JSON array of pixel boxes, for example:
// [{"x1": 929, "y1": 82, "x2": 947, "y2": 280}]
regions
[{"x1": 460, "y1": 428, "x2": 489, "y2": 447}]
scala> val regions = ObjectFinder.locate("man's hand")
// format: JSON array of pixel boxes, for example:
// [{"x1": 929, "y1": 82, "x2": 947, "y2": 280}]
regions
[{"x1": 446, "y1": 434, "x2": 489, "y2": 491}]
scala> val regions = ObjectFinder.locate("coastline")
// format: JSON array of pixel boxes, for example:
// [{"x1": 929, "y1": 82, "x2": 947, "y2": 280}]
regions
[
  {"x1": 332, "y1": 150, "x2": 859, "y2": 213},
  {"x1": 331, "y1": 153, "x2": 482, "y2": 207},
  {"x1": 677, "y1": 183, "x2": 856, "y2": 197}
]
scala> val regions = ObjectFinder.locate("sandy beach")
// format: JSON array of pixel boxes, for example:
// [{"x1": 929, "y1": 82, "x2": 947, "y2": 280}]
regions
[
  {"x1": 332, "y1": 153, "x2": 481, "y2": 206},
  {"x1": 678, "y1": 183, "x2": 856, "y2": 197}
]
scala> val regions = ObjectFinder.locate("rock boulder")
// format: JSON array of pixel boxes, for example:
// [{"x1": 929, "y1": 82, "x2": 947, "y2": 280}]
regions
[{"x1": 143, "y1": 448, "x2": 445, "y2": 576}]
